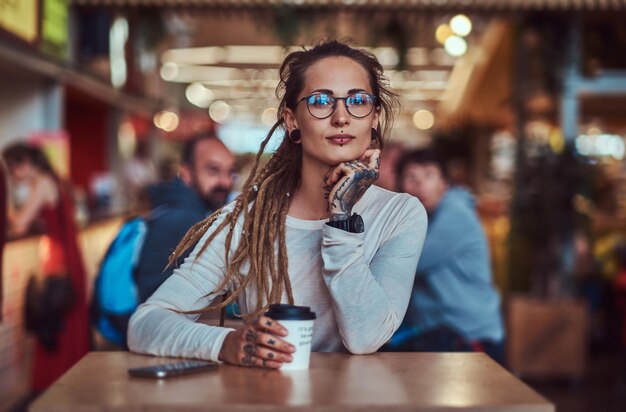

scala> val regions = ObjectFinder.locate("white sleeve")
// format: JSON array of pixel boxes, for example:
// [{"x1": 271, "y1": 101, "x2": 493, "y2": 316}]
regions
[
  {"x1": 127, "y1": 213, "x2": 238, "y2": 362},
  {"x1": 321, "y1": 197, "x2": 427, "y2": 354}
]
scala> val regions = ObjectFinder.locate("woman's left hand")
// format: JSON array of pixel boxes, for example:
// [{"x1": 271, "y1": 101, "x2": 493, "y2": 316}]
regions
[{"x1": 325, "y1": 149, "x2": 380, "y2": 221}]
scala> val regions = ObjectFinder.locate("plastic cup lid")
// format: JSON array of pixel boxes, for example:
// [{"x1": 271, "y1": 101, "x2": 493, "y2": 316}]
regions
[{"x1": 264, "y1": 304, "x2": 316, "y2": 320}]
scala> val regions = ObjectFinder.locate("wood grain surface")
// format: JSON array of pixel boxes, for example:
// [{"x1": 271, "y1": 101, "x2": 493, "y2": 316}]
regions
[{"x1": 29, "y1": 351, "x2": 554, "y2": 412}]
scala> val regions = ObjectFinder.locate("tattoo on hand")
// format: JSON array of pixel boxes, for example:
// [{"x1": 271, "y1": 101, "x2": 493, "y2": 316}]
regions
[
  {"x1": 323, "y1": 176, "x2": 333, "y2": 210},
  {"x1": 268, "y1": 338, "x2": 276, "y2": 346},
  {"x1": 245, "y1": 329, "x2": 258, "y2": 342},
  {"x1": 334, "y1": 175, "x2": 356, "y2": 215},
  {"x1": 265, "y1": 320, "x2": 273, "y2": 327},
  {"x1": 242, "y1": 356, "x2": 253, "y2": 366},
  {"x1": 268, "y1": 352, "x2": 274, "y2": 359},
  {"x1": 330, "y1": 166, "x2": 378, "y2": 216},
  {"x1": 244, "y1": 344, "x2": 257, "y2": 356},
  {"x1": 331, "y1": 176, "x2": 352, "y2": 215}
]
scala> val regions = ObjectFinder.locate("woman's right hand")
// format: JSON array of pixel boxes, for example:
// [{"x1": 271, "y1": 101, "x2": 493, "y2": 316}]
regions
[
  {"x1": 325, "y1": 149, "x2": 381, "y2": 221},
  {"x1": 218, "y1": 316, "x2": 296, "y2": 369}
]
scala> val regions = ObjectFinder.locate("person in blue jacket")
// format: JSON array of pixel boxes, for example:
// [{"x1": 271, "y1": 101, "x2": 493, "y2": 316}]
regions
[
  {"x1": 387, "y1": 148, "x2": 505, "y2": 364},
  {"x1": 134, "y1": 132, "x2": 236, "y2": 303}
]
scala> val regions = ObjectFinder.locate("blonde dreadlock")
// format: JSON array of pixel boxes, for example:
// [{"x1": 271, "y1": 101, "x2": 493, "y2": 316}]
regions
[
  {"x1": 169, "y1": 120, "x2": 301, "y2": 320},
  {"x1": 169, "y1": 40, "x2": 398, "y2": 321}
]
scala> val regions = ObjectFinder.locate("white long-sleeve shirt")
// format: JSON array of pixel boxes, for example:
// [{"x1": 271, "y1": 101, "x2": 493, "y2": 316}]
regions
[{"x1": 128, "y1": 185, "x2": 427, "y2": 360}]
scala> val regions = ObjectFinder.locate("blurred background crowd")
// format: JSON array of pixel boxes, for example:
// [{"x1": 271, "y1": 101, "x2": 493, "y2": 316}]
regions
[{"x1": 1, "y1": 0, "x2": 626, "y2": 411}]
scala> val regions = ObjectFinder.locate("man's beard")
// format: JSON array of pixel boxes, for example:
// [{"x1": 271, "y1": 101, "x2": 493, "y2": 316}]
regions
[{"x1": 194, "y1": 182, "x2": 230, "y2": 211}]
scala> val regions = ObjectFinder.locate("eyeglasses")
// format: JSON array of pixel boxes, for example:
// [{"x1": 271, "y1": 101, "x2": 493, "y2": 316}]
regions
[{"x1": 295, "y1": 92, "x2": 377, "y2": 119}]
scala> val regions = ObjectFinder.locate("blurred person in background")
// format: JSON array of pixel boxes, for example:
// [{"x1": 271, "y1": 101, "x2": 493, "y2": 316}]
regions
[
  {"x1": 122, "y1": 140, "x2": 157, "y2": 213},
  {"x1": 386, "y1": 148, "x2": 505, "y2": 364},
  {"x1": 128, "y1": 40, "x2": 427, "y2": 369},
  {"x1": 375, "y1": 140, "x2": 403, "y2": 192},
  {"x1": 134, "y1": 132, "x2": 236, "y2": 304},
  {"x1": 3, "y1": 142, "x2": 90, "y2": 391}
]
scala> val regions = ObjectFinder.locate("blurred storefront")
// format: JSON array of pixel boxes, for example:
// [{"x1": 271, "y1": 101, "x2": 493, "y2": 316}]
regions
[{"x1": 0, "y1": 0, "x2": 164, "y2": 403}]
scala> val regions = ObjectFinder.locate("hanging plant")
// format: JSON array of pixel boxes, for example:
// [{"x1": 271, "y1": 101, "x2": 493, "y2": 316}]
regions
[
  {"x1": 271, "y1": 5, "x2": 307, "y2": 47},
  {"x1": 383, "y1": 17, "x2": 409, "y2": 70}
]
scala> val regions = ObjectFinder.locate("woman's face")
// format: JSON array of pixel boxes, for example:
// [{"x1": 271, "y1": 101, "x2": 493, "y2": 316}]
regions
[
  {"x1": 284, "y1": 56, "x2": 379, "y2": 169},
  {"x1": 400, "y1": 163, "x2": 448, "y2": 213},
  {"x1": 8, "y1": 161, "x2": 32, "y2": 183}
]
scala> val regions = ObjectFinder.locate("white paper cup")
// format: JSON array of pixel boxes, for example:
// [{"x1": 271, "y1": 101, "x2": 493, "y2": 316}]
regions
[
  {"x1": 264, "y1": 304, "x2": 316, "y2": 370},
  {"x1": 278, "y1": 319, "x2": 315, "y2": 370}
]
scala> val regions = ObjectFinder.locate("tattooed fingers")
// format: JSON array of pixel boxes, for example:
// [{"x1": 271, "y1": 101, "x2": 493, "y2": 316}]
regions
[
  {"x1": 258, "y1": 332, "x2": 296, "y2": 353},
  {"x1": 254, "y1": 316, "x2": 288, "y2": 337},
  {"x1": 238, "y1": 329, "x2": 294, "y2": 369},
  {"x1": 218, "y1": 318, "x2": 295, "y2": 369},
  {"x1": 240, "y1": 352, "x2": 282, "y2": 369},
  {"x1": 255, "y1": 346, "x2": 293, "y2": 363}
]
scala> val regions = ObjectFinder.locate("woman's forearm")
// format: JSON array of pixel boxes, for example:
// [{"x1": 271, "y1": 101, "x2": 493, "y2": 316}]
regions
[{"x1": 321, "y1": 224, "x2": 425, "y2": 354}]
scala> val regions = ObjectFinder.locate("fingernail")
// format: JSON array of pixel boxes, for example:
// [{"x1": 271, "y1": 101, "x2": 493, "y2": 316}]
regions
[{"x1": 281, "y1": 327, "x2": 288, "y2": 336}]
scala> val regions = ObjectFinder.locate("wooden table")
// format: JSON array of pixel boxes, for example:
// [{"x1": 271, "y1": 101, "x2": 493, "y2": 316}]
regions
[{"x1": 29, "y1": 352, "x2": 554, "y2": 412}]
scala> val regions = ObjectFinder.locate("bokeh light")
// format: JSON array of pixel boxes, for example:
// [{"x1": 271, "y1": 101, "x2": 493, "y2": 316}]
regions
[
  {"x1": 413, "y1": 109, "x2": 435, "y2": 130},
  {"x1": 444, "y1": 36, "x2": 468, "y2": 57},
  {"x1": 435, "y1": 24, "x2": 453, "y2": 45},
  {"x1": 154, "y1": 111, "x2": 179, "y2": 132},
  {"x1": 209, "y1": 101, "x2": 231, "y2": 123},
  {"x1": 185, "y1": 82, "x2": 215, "y2": 108},
  {"x1": 261, "y1": 107, "x2": 278, "y2": 127},
  {"x1": 450, "y1": 14, "x2": 472, "y2": 37},
  {"x1": 160, "y1": 62, "x2": 179, "y2": 81}
]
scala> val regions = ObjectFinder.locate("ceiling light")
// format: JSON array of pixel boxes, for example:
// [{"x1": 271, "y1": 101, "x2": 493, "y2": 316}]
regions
[
  {"x1": 413, "y1": 110, "x2": 435, "y2": 130},
  {"x1": 185, "y1": 83, "x2": 215, "y2": 108},
  {"x1": 444, "y1": 36, "x2": 468, "y2": 57},
  {"x1": 374, "y1": 47, "x2": 400, "y2": 67},
  {"x1": 450, "y1": 14, "x2": 472, "y2": 37},
  {"x1": 261, "y1": 108, "x2": 278, "y2": 127},
  {"x1": 209, "y1": 101, "x2": 231, "y2": 124},
  {"x1": 160, "y1": 62, "x2": 179, "y2": 81},
  {"x1": 154, "y1": 111, "x2": 179, "y2": 132},
  {"x1": 435, "y1": 24, "x2": 453, "y2": 45}
]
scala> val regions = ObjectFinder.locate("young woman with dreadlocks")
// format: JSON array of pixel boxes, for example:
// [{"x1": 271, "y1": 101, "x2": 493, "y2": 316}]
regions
[{"x1": 128, "y1": 40, "x2": 427, "y2": 368}]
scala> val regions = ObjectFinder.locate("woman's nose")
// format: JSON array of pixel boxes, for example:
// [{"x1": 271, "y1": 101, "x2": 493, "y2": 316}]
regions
[{"x1": 331, "y1": 100, "x2": 350, "y2": 127}]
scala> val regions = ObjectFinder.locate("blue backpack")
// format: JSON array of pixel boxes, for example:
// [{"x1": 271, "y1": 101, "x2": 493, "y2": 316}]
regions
[{"x1": 92, "y1": 217, "x2": 147, "y2": 346}]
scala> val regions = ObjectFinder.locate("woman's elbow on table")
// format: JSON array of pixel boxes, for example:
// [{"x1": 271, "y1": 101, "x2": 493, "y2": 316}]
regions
[
  {"x1": 344, "y1": 341, "x2": 381, "y2": 355},
  {"x1": 343, "y1": 336, "x2": 385, "y2": 355}
]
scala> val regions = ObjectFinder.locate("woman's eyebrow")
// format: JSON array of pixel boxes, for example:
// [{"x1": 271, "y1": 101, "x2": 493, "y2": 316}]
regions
[
  {"x1": 309, "y1": 89, "x2": 334, "y2": 95},
  {"x1": 347, "y1": 88, "x2": 368, "y2": 94},
  {"x1": 309, "y1": 88, "x2": 369, "y2": 95}
]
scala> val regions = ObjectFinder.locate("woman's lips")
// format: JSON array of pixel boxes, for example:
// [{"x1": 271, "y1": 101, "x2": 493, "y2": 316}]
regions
[{"x1": 327, "y1": 135, "x2": 355, "y2": 145}]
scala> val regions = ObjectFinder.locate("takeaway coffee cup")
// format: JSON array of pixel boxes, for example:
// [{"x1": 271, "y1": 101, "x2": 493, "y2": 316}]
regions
[{"x1": 264, "y1": 304, "x2": 316, "y2": 370}]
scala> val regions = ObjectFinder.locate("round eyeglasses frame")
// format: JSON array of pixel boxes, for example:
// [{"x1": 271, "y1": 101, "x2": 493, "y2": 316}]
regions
[{"x1": 295, "y1": 92, "x2": 377, "y2": 119}]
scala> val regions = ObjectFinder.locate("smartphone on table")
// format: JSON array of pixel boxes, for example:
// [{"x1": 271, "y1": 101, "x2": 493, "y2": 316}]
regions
[{"x1": 128, "y1": 359, "x2": 218, "y2": 378}]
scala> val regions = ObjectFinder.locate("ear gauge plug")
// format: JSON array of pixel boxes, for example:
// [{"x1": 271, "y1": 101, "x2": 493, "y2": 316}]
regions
[{"x1": 289, "y1": 129, "x2": 302, "y2": 143}]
